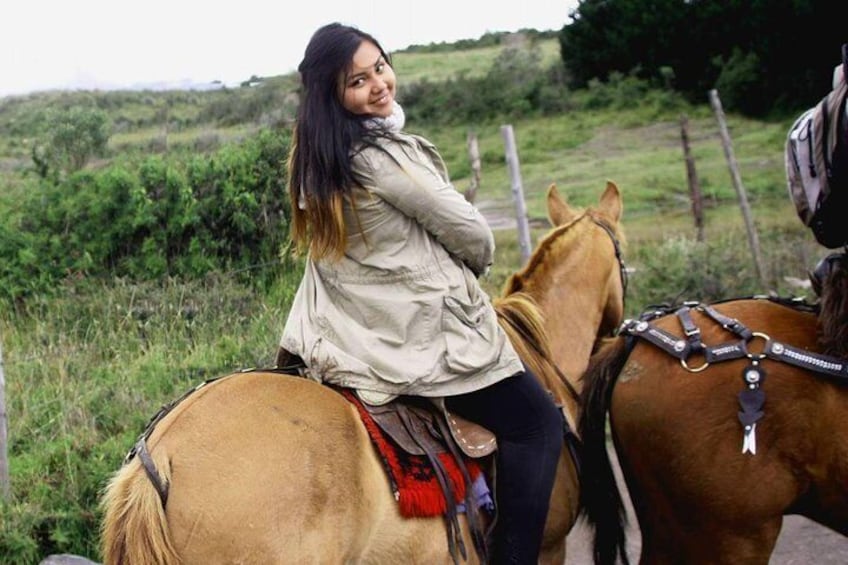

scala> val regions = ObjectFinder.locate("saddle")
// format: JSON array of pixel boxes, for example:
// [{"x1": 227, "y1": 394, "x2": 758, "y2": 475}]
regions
[
  {"x1": 362, "y1": 396, "x2": 497, "y2": 460},
  {"x1": 275, "y1": 347, "x2": 583, "y2": 563},
  {"x1": 275, "y1": 348, "x2": 493, "y2": 564}
]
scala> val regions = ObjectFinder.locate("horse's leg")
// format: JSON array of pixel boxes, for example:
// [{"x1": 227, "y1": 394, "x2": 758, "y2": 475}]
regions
[
  {"x1": 633, "y1": 488, "x2": 783, "y2": 565},
  {"x1": 618, "y1": 438, "x2": 785, "y2": 565},
  {"x1": 539, "y1": 450, "x2": 579, "y2": 564},
  {"x1": 790, "y1": 387, "x2": 848, "y2": 537},
  {"x1": 611, "y1": 352, "x2": 798, "y2": 565}
]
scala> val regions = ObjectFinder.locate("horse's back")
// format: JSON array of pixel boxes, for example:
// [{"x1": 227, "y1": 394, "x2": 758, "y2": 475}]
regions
[
  {"x1": 608, "y1": 299, "x2": 848, "y2": 560},
  {"x1": 112, "y1": 372, "x2": 458, "y2": 564}
]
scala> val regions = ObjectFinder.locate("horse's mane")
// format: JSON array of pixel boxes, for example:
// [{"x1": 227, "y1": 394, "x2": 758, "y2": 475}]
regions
[
  {"x1": 502, "y1": 210, "x2": 588, "y2": 295},
  {"x1": 501, "y1": 207, "x2": 625, "y2": 296},
  {"x1": 818, "y1": 257, "x2": 848, "y2": 357},
  {"x1": 493, "y1": 292, "x2": 564, "y2": 401}
]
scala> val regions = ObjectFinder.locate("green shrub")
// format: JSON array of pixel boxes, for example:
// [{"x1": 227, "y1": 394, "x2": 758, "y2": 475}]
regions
[
  {"x1": 625, "y1": 226, "x2": 817, "y2": 317},
  {"x1": 31, "y1": 107, "x2": 111, "y2": 179},
  {"x1": 1, "y1": 128, "x2": 292, "y2": 305}
]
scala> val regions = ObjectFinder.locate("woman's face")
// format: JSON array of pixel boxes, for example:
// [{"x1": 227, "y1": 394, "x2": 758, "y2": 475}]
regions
[{"x1": 341, "y1": 40, "x2": 396, "y2": 118}]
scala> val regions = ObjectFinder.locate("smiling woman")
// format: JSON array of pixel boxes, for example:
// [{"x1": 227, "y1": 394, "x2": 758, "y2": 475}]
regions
[
  {"x1": 279, "y1": 23, "x2": 563, "y2": 562},
  {"x1": 341, "y1": 42, "x2": 397, "y2": 116}
]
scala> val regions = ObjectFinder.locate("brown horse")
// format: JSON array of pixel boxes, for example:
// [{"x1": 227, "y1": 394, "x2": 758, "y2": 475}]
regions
[
  {"x1": 579, "y1": 253, "x2": 848, "y2": 564},
  {"x1": 100, "y1": 181, "x2": 627, "y2": 565}
]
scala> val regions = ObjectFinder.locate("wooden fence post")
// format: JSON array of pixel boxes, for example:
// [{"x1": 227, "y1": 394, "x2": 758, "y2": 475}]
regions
[
  {"x1": 708, "y1": 89, "x2": 767, "y2": 287},
  {"x1": 1, "y1": 338, "x2": 9, "y2": 499},
  {"x1": 500, "y1": 125, "x2": 532, "y2": 264},
  {"x1": 679, "y1": 114, "x2": 705, "y2": 242},
  {"x1": 465, "y1": 131, "x2": 481, "y2": 203}
]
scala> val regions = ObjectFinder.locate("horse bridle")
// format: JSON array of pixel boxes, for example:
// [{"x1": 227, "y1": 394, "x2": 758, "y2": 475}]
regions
[{"x1": 590, "y1": 214, "x2": 628, "y2": 315}]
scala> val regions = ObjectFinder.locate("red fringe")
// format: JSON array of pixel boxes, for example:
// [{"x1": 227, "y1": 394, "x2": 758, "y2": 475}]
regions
[{"x1": 341, "y1": 389, "x2": 481, "y2": 518}]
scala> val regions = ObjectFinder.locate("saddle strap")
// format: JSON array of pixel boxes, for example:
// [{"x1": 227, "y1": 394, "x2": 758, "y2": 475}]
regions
[
  {"x1": 623, "y1": 301, "x2": 848, "y2": 381},
  {"x1": 432, "y1": 411, "x2": 490, "y2": 564},
  {"x1": 695, "y1": 303, "x2": 754, "y2": 340},
  {"x1": 396, "y1": 406, "x2": 467, "y2": 565},
  {"x1": 134, "y1": 438, "x2": 169, "y2": 507},
  {"x1": 765, "y1": 339, "x2": 848, "y2": 379},
  {"x1": 622, "y1": 302, "x2": 757, "y2": 364},
  {"x1": 675, "y1": 303, "x2": 754, "y2": 356}
]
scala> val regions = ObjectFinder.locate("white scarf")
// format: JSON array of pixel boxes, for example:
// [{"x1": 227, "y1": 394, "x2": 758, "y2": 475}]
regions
[{"x1": 364, "y1": 100, "x2": 406, "y2": 132}]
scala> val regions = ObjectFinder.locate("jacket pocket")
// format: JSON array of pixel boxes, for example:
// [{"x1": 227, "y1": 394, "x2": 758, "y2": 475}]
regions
[
  {"x1": 443, "y1": 295, "x2": 487, "y2": 335},
  {"x1": 441, "y1": 295, "x2": 501, "y2": 374}
]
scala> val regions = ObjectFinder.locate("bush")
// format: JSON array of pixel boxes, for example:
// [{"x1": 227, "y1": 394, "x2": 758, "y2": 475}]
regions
[
  {"x1": 31, "y1": 107, "x2": 111, "y2": 179},
  {"x1": 713, "y1": 49, "x2": 764, "y2": 115},
  {"x1": 2, "y1": 128, "x2": 292, "y2": 305}
]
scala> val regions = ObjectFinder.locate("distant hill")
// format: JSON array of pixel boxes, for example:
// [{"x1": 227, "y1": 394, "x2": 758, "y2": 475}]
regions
[{"x1": 0, "y1": 32, "x2": 560, "y2": 167}]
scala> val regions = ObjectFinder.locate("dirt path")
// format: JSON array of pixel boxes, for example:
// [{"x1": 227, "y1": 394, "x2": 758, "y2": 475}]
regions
[
  {"x1": 564, "y1": 448, "x2": 848, "y2": 564},
  {"x1": 566, "y1": 514, "x2": 848, "y2": 564}
]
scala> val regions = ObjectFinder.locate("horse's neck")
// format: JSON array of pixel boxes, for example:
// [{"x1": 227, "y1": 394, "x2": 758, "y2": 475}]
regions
[
  {"x1": 544, "y1": 246, "x2": 612, "y2": 384},
  {"x1": 545, "y1": 290, "x2": 604, "y2": 388}
]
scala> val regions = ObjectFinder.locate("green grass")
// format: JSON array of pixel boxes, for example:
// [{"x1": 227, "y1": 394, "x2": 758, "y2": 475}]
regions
[
  {"x1": 413, "y1": 106, "x2": 792, "y2": 221},
  {"x1": 393, "y1": 38, "x2": 561, "y2": 83},
  {"x1": 108, "y1": 123, "x2": 255, "y2": 154}
]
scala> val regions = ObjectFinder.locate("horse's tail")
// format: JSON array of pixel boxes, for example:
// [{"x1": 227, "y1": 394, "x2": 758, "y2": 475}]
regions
[
  {"x1": 100, "y1": 449, "x2": 180, "y2": 565},
  {"x1": 579, "y1": 337, "x2": 632, "y2": 565}
]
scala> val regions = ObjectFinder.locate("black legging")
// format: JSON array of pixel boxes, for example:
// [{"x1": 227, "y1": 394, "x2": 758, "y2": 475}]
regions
[{"x1": 445, "y1": 369, "x2": 563, "y2": 564}]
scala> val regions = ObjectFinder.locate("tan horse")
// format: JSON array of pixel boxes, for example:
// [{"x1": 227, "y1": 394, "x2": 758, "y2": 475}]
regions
[
  {"x1": 579, "y1": 258, "x2": 848, "y2": 564},
  {"x1": 100, "y1": 181, "x2": 626, "y2": 565}
]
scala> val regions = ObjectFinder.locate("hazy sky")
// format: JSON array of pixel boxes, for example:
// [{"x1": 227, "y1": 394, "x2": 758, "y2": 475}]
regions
[{"x1": 2, "y1": 0, "x2": 578, "y2": 97}]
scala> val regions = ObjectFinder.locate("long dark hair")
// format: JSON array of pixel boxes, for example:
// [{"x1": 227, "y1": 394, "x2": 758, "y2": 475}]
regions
[{"x1": 288, "y1": 22, "x2": 392, "y2": 259}]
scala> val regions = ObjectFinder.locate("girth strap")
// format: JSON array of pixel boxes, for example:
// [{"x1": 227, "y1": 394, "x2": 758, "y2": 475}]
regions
[{"x1": 431, "y1": 412, "x2": 490, "y2": 564}]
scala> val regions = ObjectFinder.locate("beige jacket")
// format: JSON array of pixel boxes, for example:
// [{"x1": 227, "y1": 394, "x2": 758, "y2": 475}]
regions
[{"x1": 280, "y1": 132, "x2": 522, "y2": 404}]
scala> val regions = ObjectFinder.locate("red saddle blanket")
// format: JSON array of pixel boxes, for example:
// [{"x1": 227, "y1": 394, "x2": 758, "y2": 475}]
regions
[{"x1": 340, "y1": 389, "x2": 485, "y2": 518}]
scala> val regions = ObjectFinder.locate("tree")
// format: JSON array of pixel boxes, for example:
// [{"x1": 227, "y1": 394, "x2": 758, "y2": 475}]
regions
[{"x1": 559, "y1": 0, "x2": 843, "y2": 116}]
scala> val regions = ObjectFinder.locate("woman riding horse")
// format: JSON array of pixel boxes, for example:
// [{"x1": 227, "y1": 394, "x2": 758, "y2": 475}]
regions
[{"x1": 100, "y1": 181, "x2": 628, "y2": 564}]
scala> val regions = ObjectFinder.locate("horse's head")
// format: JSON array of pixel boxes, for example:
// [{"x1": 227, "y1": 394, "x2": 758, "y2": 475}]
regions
[
  {"x1": 547, "y1": 181, "x2": 627, "y2": 341},
  {"x1": 500, "y1": 181, "x2": 627, "y2": 378}
]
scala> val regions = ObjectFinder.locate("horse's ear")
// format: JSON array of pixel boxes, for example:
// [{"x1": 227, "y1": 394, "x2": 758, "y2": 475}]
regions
[
  {"x1": 547, "y1": 183, "x2": 577, "y2": 226},
  {"x1": 599, "y1": 181, "x2": 623, "y2": 223}
]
